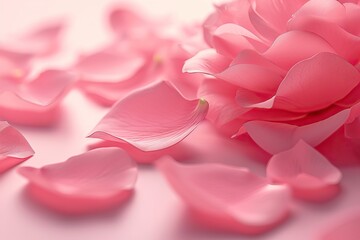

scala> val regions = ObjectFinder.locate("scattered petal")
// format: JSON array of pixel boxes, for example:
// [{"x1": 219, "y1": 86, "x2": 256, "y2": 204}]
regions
[
  {"x1": 18, "y1": 148, "x2": 137, "y2": 214},
  {"x1": 89, "y1": 81, "x2": 208, "y2": 151},
  {"x1": 157, "y1": 158, "x2": 291, "y2": 234},
  {"x1": 0, "y1": 121, "x2": 34, "y2": 173},
  {"x1": 267, "y1": 140, "x2": 342, "y2": 201},
  {"x1": 0, "y1": 70, "x2": 76, "y2": 125}
]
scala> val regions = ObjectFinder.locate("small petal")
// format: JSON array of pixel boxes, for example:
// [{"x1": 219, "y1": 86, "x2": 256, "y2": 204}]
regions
[
  {"x1": 18, "y1": 148, "x2": 137, "y2": 214},
  {"x1": 157, "y1": 159, "x2": 291, "y2": 234},
  {"x1": 89, "y1": 81, "x2": 208, "y2": 151},
  {"x1": 267, "y1": 140, "x2": 342, "y2": 201},
  {"x1": 0, "y1": 70, "x2": 76, "y2": 126},
  {"x1": 0, "y1": 121, "x2": 34, "y2": 172},
  {"x1": 243, "y1": 109, "x2": 350, "y2": 154}
]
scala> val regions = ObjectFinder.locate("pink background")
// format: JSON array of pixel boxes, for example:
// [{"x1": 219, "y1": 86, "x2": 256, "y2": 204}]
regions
[{"x1": 0, "y1": 0, "x2": 360, "y2": 239}]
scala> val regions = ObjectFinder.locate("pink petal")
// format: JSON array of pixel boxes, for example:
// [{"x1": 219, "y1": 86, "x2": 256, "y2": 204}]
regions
[
  {"x1": 0, "y1": 50, "x2": 31, "y2": 80},
  {"x1": 157, "y1": 159, "x2": 291, "y2": 234},
  {"x1": 75, "y1": 50, "x2": 145, "y2": 83},
  {"x1": 182, "y1": 49, "x2": 231, "y2": 75},
  {"x1": 320, "y1": 212, "x2": 360, "y2": 240},
  {"x1": 288, "y1": 13, "x2": 360, "y2": 64},
  {"x1": 243, "y1": 109, "x2": 350, "y2": 154},
  {"x1": 251, "y1": 53, "x2": 360, "y2": 112},
  {"x1": 212, "y1": 23, "x2": 267, "y2": 58},
  {"x1": 264, "y1": 31, "x2": 336, "y2": 70},
  {"x1": 0, "y1": 70, "x2": 76, "y2": 125},
  {"x1": 216, "y1": 63, "x2": 283, "y2": 94},
  {"x1": 0, "y1": 121, "x2": 34, "y2": 172},
  {"x1": 0, "y1": 20, "x2": 64, "y2": 57},
  {"x1": 89, "y1": 81, "x2": 208, "y2": 151},
  {"x1": 267, "y1": 140, "x2": 342, "y2": 201},
  {"x1": 18, "y1": 148, "x2": 137, "y2": 214},
  {"x1": 109, "y1": 5, "x2": 152, "y2": 39}
]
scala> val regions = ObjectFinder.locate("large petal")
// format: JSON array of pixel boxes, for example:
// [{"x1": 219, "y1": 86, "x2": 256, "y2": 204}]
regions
[
  {"x1": 18, "y1": 148, "x2": 137, "y2": 214},
  {"x1": 251, "y1": 53, "x2": 360, "y2": 112},
  {"x1": 242, "y1": 109, "x2": 350, "y2": 154},
  {"x1": 0, "y1": 70, "x2": 76, "y2": 126},
  {"x1": 288, "y1": 13, "x2": 360, "y2": 64},
  {"x1": 89, "y1": 81, "x2": 208, "y2": 151},
  {"x1": 0, "y1": 121, "x2": 34, "y2": 172},
  {"x1": 157, "y1": 159, "x2": 291, "y2": 234},
  {"x1": 267, "y1": 140, "x2": 342, "y2": 201}
]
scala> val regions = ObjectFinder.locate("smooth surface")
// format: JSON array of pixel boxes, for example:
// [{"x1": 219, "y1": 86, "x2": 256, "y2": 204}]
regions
[{"x1": 1, "y1": 0, "x2": 360, "y2": 239}]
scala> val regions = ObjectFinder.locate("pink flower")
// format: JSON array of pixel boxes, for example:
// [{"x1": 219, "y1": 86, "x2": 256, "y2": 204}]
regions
[
  {"x1": 75, "y1": 5, "x2": 204, "y2": 106},
  {"x1": 0, "y1": 121, "x2": 34, "y2": 172},
  {"x1": 184, "y1": 0, "x2": 360, "y2": 167},
  {"x1": 18, "y1": 148, "x2": 137, "y2": 214}
]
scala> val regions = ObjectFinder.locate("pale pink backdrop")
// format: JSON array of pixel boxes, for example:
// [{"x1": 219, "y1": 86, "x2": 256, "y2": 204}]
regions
[{"x1": 0, "y1": 0, "x2": 359, "y2": 239}]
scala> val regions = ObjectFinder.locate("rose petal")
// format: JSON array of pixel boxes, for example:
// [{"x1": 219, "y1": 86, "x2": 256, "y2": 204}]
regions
[
  {"x1": 18, "y1": 147, "x2": 137, "y2": 214},
  {"x1": 182, "y1": 49, "x2": 231, "y2": 75},
  {"x1": 89, "y1": 81, "x2": 208, "y2": 151},
  {"x1": 264, "y1": 31, "x2": 336, "y2": 70},
  {"x1": 251, "y1": 53, "x2": 360, "y2": 112},
  {"x1": 212, "y1": 23, "x2": 267, "y2": 58},
  {"x1": 0, "y1": 121, "x2": 34, "y2": 172},
  {"x1": 0, "y1": 70, "x2": 76, "y2": 125},
  {"x1": 267, "y1": 140, "x2": 342, "y2": 201},
  {"x1": 157, "y1": 158, "x2": 291, "y2": 234},
  {"x1": 242, "y1": 109, "x2": 350, "y2": 154},
  {"x1": 75, "y1": 50, "x2": 146, "y2": 83},
  {"x1": 288, "y1": 13, "x2": 360, "y2": 64}
]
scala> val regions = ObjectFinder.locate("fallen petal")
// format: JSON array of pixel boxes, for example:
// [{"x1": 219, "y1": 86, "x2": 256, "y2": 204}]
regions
[
  {"x1": 0, "y1": 121, "x2": 34, "y2": 173},
  {"x1": 89, "y1": 81, "x2": 208, "y2": 151},
  {"x1": 157, "y1": 158, "x2": 291, "y2": 234},
  {"x1": 18, "y1": 147, "x2": 137, "y2": 214},
  {"x1": 267, "y1": 140, "x2": 342, "y2": 201}
]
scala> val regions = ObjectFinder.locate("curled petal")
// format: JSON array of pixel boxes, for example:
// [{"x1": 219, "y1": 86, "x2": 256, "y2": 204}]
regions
[
  {"x1": 89, "y1": 81, "x2": 208, "y2": 151},
  {"x1": 251, "y1": 53, "x2": 360, "y2": 112},
  {"x1": 18, "y1": 148, "x2": 137, "y2": 214},
  {"x1": 267, "y1": 140, "x2": 342, "y2": 201},
  {"x1": 0, "y1": 121, "x2": 34, "y2": 172},
  {"x1": 242, "y1": 109, "x2": 350, "y2": 154},
  {"x1": 157, "y1": 159, "x2": 291, "y2": 234},
  {"x1": 0, "y1": 70, "x2": 76, "y2": 125}
]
